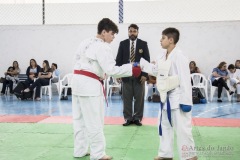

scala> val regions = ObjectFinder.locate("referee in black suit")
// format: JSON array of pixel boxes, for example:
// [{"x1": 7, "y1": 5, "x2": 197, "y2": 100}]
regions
[{"x1": 116, "y1": 24, "x2": 150, "y2": 126}]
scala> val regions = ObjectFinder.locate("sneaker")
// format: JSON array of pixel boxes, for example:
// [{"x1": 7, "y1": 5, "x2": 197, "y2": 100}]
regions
[
  {"x1": 24, "y1": 88, "x2": 30, "y2": 92},
  {"x1": 35, "y1": 97, "x2": 41, "y2": 101},
  {"x1": 217, "y1": 98, "x2": 222, "y2": 102},
  {"x1": 60, "y1": 96, "x2": 68, "y2": 100}
]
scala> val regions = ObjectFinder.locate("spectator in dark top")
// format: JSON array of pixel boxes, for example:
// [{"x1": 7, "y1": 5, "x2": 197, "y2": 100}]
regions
[
  {"x1": 211, "y1": 61, "x2": 234, "y2": 102},
  {"x1": 116, "y1": 23, "x2": 150, "y2": 126},
  {"x1": 189, "y1": 61, "x2": 201, "y2": 74},
  {"x1": 25, "y1": 59, "x2": 41, "y2": 86},
  {"x1": 24, "y1": 60, "x2": 52, "y2": 101}
]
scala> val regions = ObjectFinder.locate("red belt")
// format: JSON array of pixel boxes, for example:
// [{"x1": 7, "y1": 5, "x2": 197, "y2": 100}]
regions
[{"x1": 74, "y1": 70, "x2": 108, "y2": 107}]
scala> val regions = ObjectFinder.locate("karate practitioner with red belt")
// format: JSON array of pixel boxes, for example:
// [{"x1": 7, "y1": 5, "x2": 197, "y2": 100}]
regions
[{"x1": 71, "y1": 18, "x2": 141, "y2": 160}]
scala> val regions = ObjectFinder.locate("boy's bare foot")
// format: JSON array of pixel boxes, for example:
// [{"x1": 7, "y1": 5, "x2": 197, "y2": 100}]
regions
[
  {"x1": 99, "y1": 155, "x2": 113, "y2": 160},
  {"x1": 187, "y1": 156, "x2": 198, "y2": 160},
  {"x1": 154, "y1": 157, "x2": 173, "y2": 160}
]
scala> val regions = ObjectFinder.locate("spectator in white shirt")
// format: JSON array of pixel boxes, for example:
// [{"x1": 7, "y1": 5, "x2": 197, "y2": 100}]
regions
[
  {"x1": 228, "y1": 64, "x2": 240, "y2": 102},
  {"x1": 51, "y1": 63, "x2": 60, "y2": 83}
]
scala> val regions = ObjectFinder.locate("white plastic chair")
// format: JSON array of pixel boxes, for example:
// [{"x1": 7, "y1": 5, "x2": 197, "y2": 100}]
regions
[
  {"x1": 208, "y1": 75, "x2": 231, "y2": 101},
  {"x1": 106, "y1": 76, "x2": 121, "y2": 99},
  {"x1": 40, "y1": 79, "x2": 52, "y2": 100},
  {"x1": 44, "y1": 75, "x2": 60, "y2": 95},
  {"x1": 59, "y1": 73, "x2": 73, "y2": 99},
  {"x1": 191, "y1": 73, "x2": 208, "y2": 101},
  {"x1": 32, "y1": 78, "x2": 52, "y2": 100}
]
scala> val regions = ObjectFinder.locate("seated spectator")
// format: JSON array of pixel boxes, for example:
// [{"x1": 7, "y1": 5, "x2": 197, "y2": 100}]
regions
[
  {"x1": 235, "y1": 60, "x2": 240, "y2": 69},
  {"x1": 190, "y1": 61, "x2": 201, "y2": 85},
  {"x1": 25, "y1": 59, "x2": 41, "y2": 87},
  {"x1": 146, "y1": 75, "x2": 159, "y2": 102},
  {"x1": 24, "y1": 60, "x2": 52, "y2": 101},
  {"x1": 110, "y1": 77, "x2": 121, "y2": 95},
  {"x1": 1, "y1": 61, "x2": 21, "y2": 95},
  {"x1": 228, "y1": 64, "x2": 240, "y2": 102},
  {"x1": 189, "y1": 61, "x2": 201, "y2": 74},
  {"x1": 5, "y1": 67, "x2": 15, "y2": 81},
  {"x1": 10, "y1": 61, "x2": 21, "y2": 82},
  {"x1": 51, "y1": 63, "x2": 60, "y2": 83},
  {"x1": 211, "y1": 61, "x2": 234, "y2": 102}
]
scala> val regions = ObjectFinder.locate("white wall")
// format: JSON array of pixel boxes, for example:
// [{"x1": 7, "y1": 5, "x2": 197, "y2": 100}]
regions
[{"x1": 0, "y1": 21, "x2": 239, "y2": 78}]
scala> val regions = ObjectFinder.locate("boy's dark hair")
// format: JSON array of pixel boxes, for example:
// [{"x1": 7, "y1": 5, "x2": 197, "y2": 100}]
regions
[
  {"x1": 97, "y1": 18, "x2": 118, "y2": 34},
  {"x1": 228, "y1": 64, "x2": 235, "y2": 70},
  {"x1": 128, "y1": 24, "x2": 139, "y2": 30},
  {"x1": 7, "y1": 66, "x2": 14, "y2": 76},
  {"x1": 162, "y1": 27, "x2": 180, "y2": 44},
  {"x1": 7, "y1": 66, "x2": 14, "y2": 71},
  {"x1": 52, "y1": 63, "x2": 58, "y2": 69}
]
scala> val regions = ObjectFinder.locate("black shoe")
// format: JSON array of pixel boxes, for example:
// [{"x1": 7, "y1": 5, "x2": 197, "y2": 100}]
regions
[
  {"x1": 229, "y1": 91, "x2": 234, "y2": 95},
  {"x1": 134, "y1": 120, "x2": 142, "y2": 126},
  {"x1": 60, "y1": 96, "x2": 68, "y2": 100},
  {"x1": 148, "y1": 96, "x2": 152, "y2": 102},
  {"x1": 123, "y1": 120, "x2": 132, "y2": 126},
  {"x1": 217, "y1": 99, "x2": 222, "y2": 102}
]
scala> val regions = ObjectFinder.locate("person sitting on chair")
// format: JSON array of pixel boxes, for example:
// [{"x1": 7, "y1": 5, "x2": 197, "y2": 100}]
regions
[
  {"x1": 1, "y1": 61, "x2": 21, "y2": 95},
  {"x1": 24, "y1": 60, "x2": 52, "y2": 101},
  {"x1": 189, "y1": 61, "x2": 201, "y2": 74},
  {"x1": 146, "y1": 75, "x2": 160, "y2": 102},
  {"x1": 228, "y1": 64, "x2": 240, "y2": 102},
  {"x1": 51, "y1": 63, "x2": 60, "y2": 83},
  {"x1": 25, "y1": 59, "x2": 41, "y2": 87},
  {"x1": 211, "y1": 61, "x2": 234, "y2": 102}
]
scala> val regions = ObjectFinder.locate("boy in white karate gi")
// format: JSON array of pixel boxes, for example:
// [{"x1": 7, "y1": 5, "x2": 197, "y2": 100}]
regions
[
  {"x1": 140, "y1": 28, "x2": 198, "y2": 160},
  {"x1": 71, "y1": 18, "x2": 141, "y2": 160},
  {"x1": 228, "y1": 64, "x2": 240, "y2": 102}
]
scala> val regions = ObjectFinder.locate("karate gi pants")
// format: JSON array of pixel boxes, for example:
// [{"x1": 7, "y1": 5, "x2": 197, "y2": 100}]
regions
[
  {"x1": 158, "y1": 108, "x2": 197, "y2": 160},
  {"x1": 72, "y1": 95, "x2": 106, "y2": 160}
]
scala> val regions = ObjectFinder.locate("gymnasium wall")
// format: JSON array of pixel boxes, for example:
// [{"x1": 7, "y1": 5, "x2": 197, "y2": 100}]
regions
[{"x1": 0, "y1": 21, "x2": 239, "y2": 78}]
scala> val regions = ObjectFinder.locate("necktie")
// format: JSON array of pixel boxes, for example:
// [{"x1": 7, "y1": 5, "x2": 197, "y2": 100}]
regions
[{"x1": 130, "y1": 41, "x2": 135, "y2": 62}]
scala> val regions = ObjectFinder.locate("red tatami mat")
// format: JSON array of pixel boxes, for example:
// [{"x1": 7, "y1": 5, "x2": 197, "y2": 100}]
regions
[
  {"x1": 192, "y1": 118, "x2": 240, "y2": 127},
  {"x1": 0, "y1": 115, "x2": 49, "y2": 123},
  {"x1": 1, "y1": 115, "x2": 240, "y2": 127},
  {"x1": 39, "y1": 116, "x2": 72, "y2": 124}
]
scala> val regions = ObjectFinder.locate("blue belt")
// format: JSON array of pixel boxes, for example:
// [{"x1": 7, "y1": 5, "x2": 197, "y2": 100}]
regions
[{"x1": 159, "y1": 96, "x2": 172, "y2": 136}]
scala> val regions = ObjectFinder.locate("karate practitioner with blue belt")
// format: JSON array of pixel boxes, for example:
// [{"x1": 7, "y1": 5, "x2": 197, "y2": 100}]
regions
[{"x1": 140, "y1": 28, "x2": 198, "y2": 160}]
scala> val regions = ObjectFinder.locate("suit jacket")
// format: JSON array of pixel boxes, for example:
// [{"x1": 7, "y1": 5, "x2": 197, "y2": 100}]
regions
[{"x1": 116, "y1": 38, "x2": 150, "y2": 82}]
